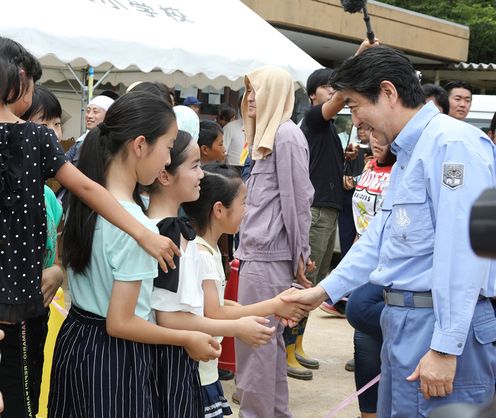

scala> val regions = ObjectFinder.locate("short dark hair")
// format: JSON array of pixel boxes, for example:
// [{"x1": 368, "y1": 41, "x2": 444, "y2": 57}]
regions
[
  {"x1": 0, "y1": 36, "x2": 42, "y2": 105},
  {"x1": 182, "y1": 164, "x2": 243, "y2": 235},
  {"x1": 198, "y1": 120, "x2": 223, "y2": 148},
  {"x1": 444, "y1": 80, "x2": 473, "y2": 95},
  {"x1": 306, "y1": 68, "x2": 334, "y2": 97},
  {"x1": 217, "y1": 104, "x2": 236, "y2": 122},
  {"x1": 21, "y1": 85, "x2": 62, "y2": 121},
  {"x1": 422, "y1": 84, "x2": 450, "y2": 114},
  {"x1": 330, "y1": 46, "x2": 425, "y2": 109},
  {"x1": 129, "y1": 82, "x2": 173, "y2": 106}
]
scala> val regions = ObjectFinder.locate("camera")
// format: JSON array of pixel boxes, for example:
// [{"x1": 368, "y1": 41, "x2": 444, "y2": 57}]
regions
[{"x1": 470, "y1": 188, "x2": 496, "y2": 259}]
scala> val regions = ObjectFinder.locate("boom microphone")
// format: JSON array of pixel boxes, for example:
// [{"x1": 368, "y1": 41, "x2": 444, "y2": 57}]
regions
[{"x1": 341, "y1": 0, "x2": 375, "y2": 44}]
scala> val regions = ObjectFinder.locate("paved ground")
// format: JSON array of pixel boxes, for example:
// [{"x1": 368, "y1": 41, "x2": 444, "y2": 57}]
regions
[{"x1": 223, "y1": 311, "x2": 362, "y2": 418}]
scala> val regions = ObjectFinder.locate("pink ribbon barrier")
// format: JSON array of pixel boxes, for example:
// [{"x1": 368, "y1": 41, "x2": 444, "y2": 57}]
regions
[
  {"x1": 50, "y1": 298, "x2": 69, "y2": 318},
  {"x1": 323, "y1": 373, "x2": 381, "y2": 418}
]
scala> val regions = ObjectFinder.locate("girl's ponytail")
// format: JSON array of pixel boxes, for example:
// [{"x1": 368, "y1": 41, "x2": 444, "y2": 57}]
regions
[{"x1": 62, "y1": 126, "x2": 109, "y2": 273}]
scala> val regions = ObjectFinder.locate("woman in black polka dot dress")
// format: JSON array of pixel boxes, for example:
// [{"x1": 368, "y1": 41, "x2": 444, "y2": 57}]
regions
[{"x1": 0, "y1": 37, "x2": 180, "y2": 418}]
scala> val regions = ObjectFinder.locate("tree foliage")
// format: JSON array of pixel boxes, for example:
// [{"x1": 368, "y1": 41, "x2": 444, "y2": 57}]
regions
[{"x1": 380, "y1": 0, "x2": 496, "y2": 62}]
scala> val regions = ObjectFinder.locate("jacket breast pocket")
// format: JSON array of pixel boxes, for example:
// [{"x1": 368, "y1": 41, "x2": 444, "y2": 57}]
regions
[
  {"x1": 389, "y1": 187, "x2": 435, "y2": 257},
  {"x1": 247, "y1": 158, "x2": 276, "y2": 207}
]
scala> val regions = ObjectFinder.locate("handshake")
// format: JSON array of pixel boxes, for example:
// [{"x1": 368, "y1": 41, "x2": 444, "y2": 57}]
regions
[{"x1": 274, "y1": 285, "x2": 329, "y2": 327}]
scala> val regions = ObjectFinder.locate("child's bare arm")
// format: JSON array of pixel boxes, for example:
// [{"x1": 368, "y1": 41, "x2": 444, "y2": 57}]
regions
[
  {"x1": 107, "y1": 280, "x2": 220, "y2": 361},
  {"x1": 203, "y1": 281, "x2": 306, "y2": 322},
  {"x1": 156, "y1": 310, "x2": 275, "y2": 347}
]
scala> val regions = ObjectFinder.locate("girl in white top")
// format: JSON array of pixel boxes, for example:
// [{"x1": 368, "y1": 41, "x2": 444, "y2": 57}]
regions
[{"x1": 181, "y1": 163, "x2": 309, "y2": 417}]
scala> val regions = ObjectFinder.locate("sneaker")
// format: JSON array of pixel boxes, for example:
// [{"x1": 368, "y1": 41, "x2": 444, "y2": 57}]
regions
[
  {"x1": 218, "y1": 368, "x2": 235, "y2": 381},
  {"x1": 319, "y1": 301, "x2": 346, "y2": 318},
  {"x1": 345, "y1": 358, "x2": 355, "y2": 372},
  {"x1": 231, "y1": 391, "x2": 240, "y2": 405}
]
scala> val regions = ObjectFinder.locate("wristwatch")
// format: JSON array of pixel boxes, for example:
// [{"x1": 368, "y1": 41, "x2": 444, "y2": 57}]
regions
[{"x1": 432, "y1": 349, "x2": 452, "y2": 357}]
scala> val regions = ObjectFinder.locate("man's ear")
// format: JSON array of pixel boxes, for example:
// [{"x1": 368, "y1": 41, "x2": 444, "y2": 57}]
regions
[
  {"x1": 380, "y1": 80, "x2": 398, "y2": 104},
  {"x1": 132, "y1": 135, "x2": 147, "y2": 157}
]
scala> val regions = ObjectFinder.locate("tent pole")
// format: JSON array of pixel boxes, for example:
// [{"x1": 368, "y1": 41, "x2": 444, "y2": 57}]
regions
[
  {"x1": 66, "y1": 64, "x2": 88, "y2": 135},
  {"x1": 93, "y1": 66, "x2": 114, "y2": 90},
  {"x1": 88, "y1": 66, "x2": 94, "y2": 101}
]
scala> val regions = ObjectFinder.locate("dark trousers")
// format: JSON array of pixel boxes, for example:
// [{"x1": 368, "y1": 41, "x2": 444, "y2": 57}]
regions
[
  {"x1": 338, "y1": 189, "x2": 357, "y2": 257},
  {"x1": 0, "y1": 313, "x2": 49, "y2": 418},
  {"x1": 346, "y1": 283, "x2": 384, "y2": 413}
]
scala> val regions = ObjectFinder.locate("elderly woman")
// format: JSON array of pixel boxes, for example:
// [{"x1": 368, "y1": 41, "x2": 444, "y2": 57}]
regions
[{"x1": 234, "y1": 66, "x2": 314, "y2": 417}]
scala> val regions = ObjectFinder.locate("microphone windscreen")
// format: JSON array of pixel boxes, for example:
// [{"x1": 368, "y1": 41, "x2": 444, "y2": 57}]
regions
[{"x1": 341, "y1": 0, "x2": 367, "y2": 13}]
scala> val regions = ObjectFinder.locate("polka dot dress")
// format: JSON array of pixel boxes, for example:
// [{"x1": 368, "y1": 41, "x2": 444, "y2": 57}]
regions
[{"x1": 0, "y1": 122, "x2": 67, "y2": 322}]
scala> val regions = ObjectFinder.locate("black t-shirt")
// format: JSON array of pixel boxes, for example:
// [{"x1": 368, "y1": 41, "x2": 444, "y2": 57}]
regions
[
  {"x1": 0, "y1": 122, "x2": 67, "y2": 322},
  {"x1": 300, "y1": 104, "x2": 344, "y2": 210}
]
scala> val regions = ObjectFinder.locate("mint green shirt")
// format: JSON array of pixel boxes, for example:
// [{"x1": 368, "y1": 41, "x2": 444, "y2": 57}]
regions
[
  {"x1": 69, "y1": 201, "x2": 158, "y2": 320},
  {"x1": 43, "y1": 185, "x2": 63, "y2": 268}
]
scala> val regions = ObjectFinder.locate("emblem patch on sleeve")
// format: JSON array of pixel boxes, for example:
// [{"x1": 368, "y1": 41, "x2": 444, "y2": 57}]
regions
[{"x1": 442, "y1": 163, "x2": 464, "y2": 190}]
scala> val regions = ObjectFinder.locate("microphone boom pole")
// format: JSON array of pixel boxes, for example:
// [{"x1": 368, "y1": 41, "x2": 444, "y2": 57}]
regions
[{"x1": 341, "y1": 0, "x2": 375, "y2": 43}]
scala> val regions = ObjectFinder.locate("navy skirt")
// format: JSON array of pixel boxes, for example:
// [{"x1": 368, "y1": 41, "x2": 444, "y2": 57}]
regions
[
  {"x1": 154, "y1": 344, "x2": 204, "y2": 417},
  {"x1": 48, "y1": 305, "x2": 159, "y2": 418},
  {"x1": 202, "y1": 380, "x2": 232, "y2": 417}
]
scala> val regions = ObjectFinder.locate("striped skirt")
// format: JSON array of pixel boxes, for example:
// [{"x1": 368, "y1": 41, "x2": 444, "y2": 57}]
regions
[
  {"x1": 154, "y1": 344, "x2": 204, "y2": 418},
  {"x1": 48, "y1": 305, "x2": 159, "y2": 418}
]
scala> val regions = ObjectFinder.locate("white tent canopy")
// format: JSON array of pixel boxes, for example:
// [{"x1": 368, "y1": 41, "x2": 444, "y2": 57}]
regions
[{"x1": 2, "y1": 0, "x2": 321, "y2": 90}]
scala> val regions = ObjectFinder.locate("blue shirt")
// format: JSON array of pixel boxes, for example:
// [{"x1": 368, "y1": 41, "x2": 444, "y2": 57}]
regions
[{"x1": 320, "y1": 101, "x2": 496, "y2": 355}]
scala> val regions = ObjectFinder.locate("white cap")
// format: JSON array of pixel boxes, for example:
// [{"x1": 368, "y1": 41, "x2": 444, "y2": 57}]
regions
[{"x1": 87, "y1": 95, "x2": 114, "y2": 112}]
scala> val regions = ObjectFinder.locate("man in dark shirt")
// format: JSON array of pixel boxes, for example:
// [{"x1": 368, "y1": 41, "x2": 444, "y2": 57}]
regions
[{"x1": 301, "y1": 69, "x2": 345, "y2": 286}]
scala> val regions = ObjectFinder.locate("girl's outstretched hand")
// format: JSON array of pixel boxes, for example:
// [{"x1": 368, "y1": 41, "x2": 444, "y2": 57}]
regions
[
  {"x1": 235, "y1": 316, "x2": 276, "y2": 347},
  {"x1": 184, "y1": 331, "x2": 222, "y2": 362},
  {"x1": 273, "y1": 288, "x2": 308, "y2": 322},
  {"x1": 137, "y1": 230, "x2": 181, "y2": 273}
]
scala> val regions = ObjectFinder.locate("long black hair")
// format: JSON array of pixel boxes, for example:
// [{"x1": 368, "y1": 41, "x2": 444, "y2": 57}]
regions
[
  {"x1": 182, "y1": 163, "x2": 242, "y2": 235},
  {"x1": 0, "y1": 37, "x2": 42, "y2": 105},
  {"x1": 62, "y1": 91, "x2": 176, "y2": 273}
]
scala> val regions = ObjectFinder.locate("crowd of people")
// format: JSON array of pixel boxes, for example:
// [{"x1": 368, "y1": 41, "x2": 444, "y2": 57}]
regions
[{"x1": 0, "y1": 33, "x2": 496, "y2": 418}]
